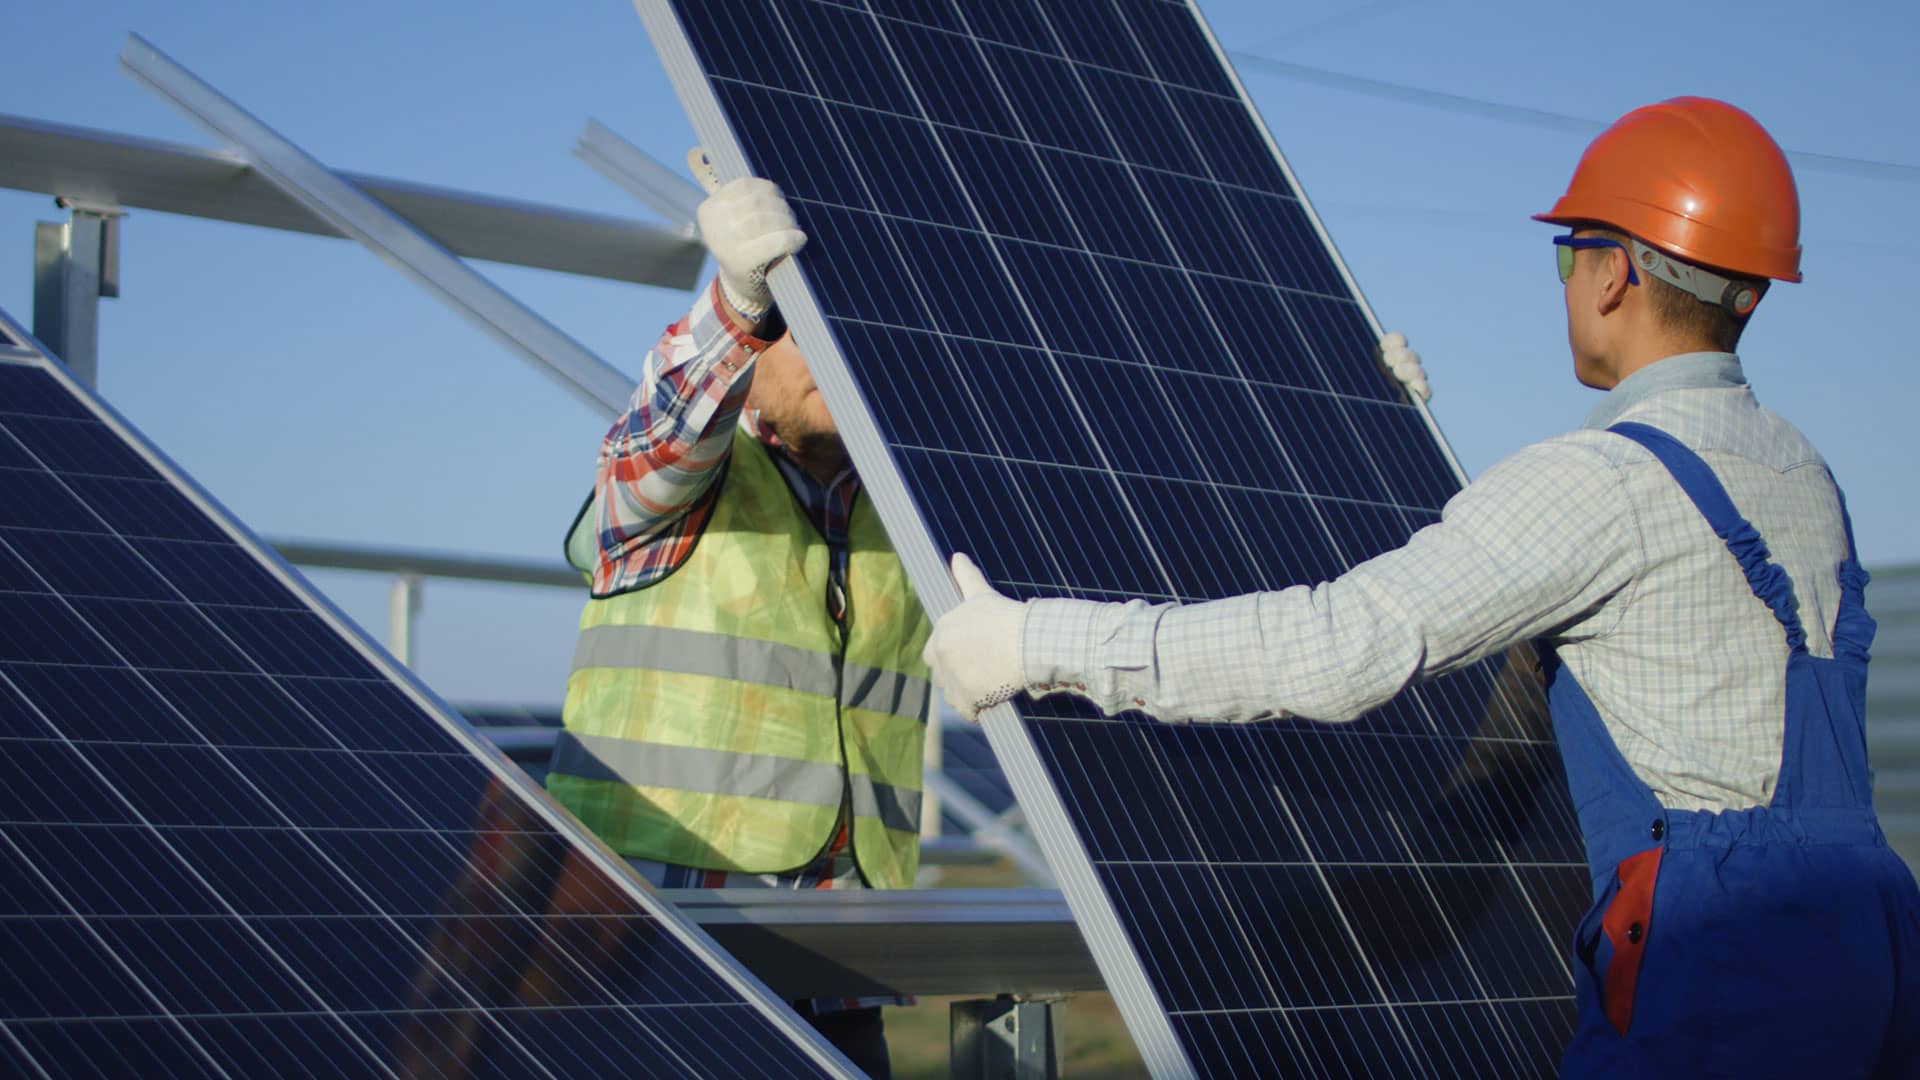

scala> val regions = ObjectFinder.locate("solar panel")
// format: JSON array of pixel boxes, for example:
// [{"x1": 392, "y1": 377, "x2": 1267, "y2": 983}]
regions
[
  {"x1": 0, "y1": 314, "x2": 854, "y2": 1077},
  {"x1": 634, "y1": 1, "x2": 1591, "y2": 1074}
]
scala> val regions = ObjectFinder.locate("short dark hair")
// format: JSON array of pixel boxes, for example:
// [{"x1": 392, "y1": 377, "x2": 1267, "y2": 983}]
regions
[{"x1": 1588, "y1": 227, "x2": 1756, "y2": 352}]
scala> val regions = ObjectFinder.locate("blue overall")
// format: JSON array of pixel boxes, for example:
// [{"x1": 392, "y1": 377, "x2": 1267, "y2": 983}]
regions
[{"x1": 1551, "y1": 422, "x2": 1920, "y2": 1078}]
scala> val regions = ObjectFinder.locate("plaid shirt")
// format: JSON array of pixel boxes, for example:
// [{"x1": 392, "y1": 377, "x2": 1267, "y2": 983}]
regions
[
  {"x1": 585, "y1": 282, "x2": 858, "y2": 602},
  {"x1": 1023, "y1": 353, "x2": 1852, "y2": 813}
]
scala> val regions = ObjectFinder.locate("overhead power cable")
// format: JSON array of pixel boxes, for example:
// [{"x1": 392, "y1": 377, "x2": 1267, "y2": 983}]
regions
[{"x1": 1230, "y1": 52, "x2": 1920, "y2": 185}]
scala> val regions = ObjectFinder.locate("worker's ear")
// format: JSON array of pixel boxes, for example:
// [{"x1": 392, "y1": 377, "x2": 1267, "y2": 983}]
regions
[{"x1": 1596, "y1": 246, "x2": 1633, "y2": 316}]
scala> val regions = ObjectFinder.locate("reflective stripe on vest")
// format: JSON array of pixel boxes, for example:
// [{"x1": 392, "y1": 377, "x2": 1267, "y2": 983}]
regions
[
  {"x1": 550, "y1": 730, "x2": 922, "y2": 834},
  {"x1": 547, "y1": 427, "x2": 931, "y2": 887},
  {"x1": 570, "y1": 624, "x2": 932, "y2": 720}
]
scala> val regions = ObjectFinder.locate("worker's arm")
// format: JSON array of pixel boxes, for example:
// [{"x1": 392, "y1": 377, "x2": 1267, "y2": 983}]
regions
[
  {"x1": 584, "y1": 177, "x2": 804, "y2": 580},
  {"x1": 927, "y1": 436, "x2": 1639, "y2": 722}
]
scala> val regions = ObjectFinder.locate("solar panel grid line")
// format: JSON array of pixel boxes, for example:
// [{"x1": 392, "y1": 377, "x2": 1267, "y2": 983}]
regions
[
  {"x1": 0, "y1": 325, "x2": 854, "y2": 1077},
  {"x1": 0, "y1": 828, "x2": 241, "y2": 1076},
  {"x1": 636, "y1": 0, "x2": 1583, "y2": 1074}
]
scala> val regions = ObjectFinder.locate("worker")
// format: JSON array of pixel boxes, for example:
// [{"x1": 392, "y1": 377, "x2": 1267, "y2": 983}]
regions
[
  {"x1": 543, "y1": 166, "x2": 931, "y2": 1077},
  {"x1": 924, "y1": 96, "x2": 1920, "y2": 1075}
]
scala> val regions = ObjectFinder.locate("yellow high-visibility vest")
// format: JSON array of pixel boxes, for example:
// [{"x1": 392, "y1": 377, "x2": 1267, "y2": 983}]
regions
[{"x1": 547, "y1": 428, "x2": 931, "y2": 888}]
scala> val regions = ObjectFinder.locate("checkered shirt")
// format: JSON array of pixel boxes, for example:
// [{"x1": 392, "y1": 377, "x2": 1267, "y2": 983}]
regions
[{"x1": 1022, "y1": 353, "x2": 1854, "y2": 813}]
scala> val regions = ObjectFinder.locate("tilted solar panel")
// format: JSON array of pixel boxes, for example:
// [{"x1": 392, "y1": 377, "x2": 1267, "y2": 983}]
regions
[
  {"x1": 635, "y1": 0, "x2": 1591, "y2": 1074},
  {"x1": 0, "y1": 313, "x2": 854, "y2": 1077}
]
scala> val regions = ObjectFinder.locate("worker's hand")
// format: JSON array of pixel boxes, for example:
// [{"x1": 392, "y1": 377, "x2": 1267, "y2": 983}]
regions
[
  {"x1": 1378, "y1": 331, "x2": 1431, "y2": 402},
  {"x1": 692, "y1": 151, "x2": 805, "y2": 323},
  {"x1": 922, "y1": 553, "x2": 1031, "y2": 723}
]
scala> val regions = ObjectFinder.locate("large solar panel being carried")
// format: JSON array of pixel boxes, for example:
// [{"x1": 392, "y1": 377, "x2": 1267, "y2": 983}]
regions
[
  {"x1": 0, "y1": 310, "x2": 854, "y2": 1077},
  {"x1": 635, "y1": 0, "x2": 1591, "y2": 1074}
]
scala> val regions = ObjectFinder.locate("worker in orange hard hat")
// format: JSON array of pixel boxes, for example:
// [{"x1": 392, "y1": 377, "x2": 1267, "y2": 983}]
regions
[{"x1": 926, "y1": 95, "x2": 1920, "y2": 1075}]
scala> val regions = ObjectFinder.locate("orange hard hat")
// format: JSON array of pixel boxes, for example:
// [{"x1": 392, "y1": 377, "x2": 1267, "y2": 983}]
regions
[{"x1": 1534, "y1": 97, "x2": 1801, "y2": 282}]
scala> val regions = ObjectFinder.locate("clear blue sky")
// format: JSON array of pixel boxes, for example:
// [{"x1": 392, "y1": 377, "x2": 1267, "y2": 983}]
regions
[{"x1": 2, "y1": 1, "x2": 1914, "y2": 707}]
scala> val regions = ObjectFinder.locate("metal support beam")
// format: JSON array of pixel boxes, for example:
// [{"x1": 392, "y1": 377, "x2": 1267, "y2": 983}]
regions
[
  {"x1": 663, "y1": 888, "x2": 1099, "y2": 1000},
  {"x1": 952, "y1": 996, "x2": 1065, "y2": 1080},
  {"x1": 924, "y1": 769, "x2": 1054, "y2": 887},
  {"x1": 387, "y1": 574, "x2": 422, "y2": 668},
  {"x1": 269, "y1": 538, "x2": 582, "y2": 589},
  {"x1": 118, "y1": 35, "x2": 635, "y2": 416},
  {"x1": 574, "y1": 119, "x2": 706, "y2": 233},
  {"x1": 0, "y1": 112, "x2": 703, "y2": 289},
  {"x1": 31, "y1": 200, "x2": 123, "y2": 385}
]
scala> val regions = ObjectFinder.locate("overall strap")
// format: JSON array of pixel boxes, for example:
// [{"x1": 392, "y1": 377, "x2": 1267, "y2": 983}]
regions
[
  {"x1": 1829, "y1": 478, "x2": 1876, "y2": 664},
  {"x1": 1607, "y1": 422, "x2": 1806, "y2": 652}
]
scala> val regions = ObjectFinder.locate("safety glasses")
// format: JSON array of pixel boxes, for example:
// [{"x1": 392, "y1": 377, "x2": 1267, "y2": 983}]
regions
[{"x1": 1554, "y1": 235, "x2": 1640, "y2": 286}]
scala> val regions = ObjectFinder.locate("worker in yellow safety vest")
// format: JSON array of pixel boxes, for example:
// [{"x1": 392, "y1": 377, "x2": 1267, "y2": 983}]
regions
[{"x1": 544, "y1": 165, "x2": 929, "y2": 1077}]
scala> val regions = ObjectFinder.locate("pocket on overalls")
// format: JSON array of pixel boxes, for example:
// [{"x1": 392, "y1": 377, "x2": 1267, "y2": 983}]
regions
[{"x1": 1595, "y1": 846, "x2": 1663, "y2": 1036}]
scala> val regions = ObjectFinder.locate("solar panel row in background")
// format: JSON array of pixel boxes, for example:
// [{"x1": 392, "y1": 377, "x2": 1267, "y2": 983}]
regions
[
  {"x1": 0, "y1": 314, "x2": 850, "y2": 1078},
  {"x1": 636, "y1": 0, "x2": 1591, "y2": 1074}
]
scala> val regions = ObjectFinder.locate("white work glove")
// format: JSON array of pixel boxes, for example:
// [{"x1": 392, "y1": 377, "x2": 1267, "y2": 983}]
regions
[
  {"x1": 1378, "y1": 331, "x2": 1431, "y2": 402},
  {"x1": 691, "y1": 150, "x2": 806, "y2": 323},
  {"x1": 922, "y1": 553, "x2": 1031, "y2": 723}
]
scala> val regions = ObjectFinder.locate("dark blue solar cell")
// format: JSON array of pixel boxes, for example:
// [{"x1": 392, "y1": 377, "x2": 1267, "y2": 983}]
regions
[
  {"x1": 986, "y1": 45, "x2": 1117, "y2": 158},
  {"x1": 713, "y1": 84, "x2": 866, "y2": 211},
  {"x1": 994, "y1": 242, "x2": 1139, "y2": 362},
  {"x1": 199, "y1": 607, "x2": 381, "y2": 678},
  {"x1": 796, "y1": 203, "x2": 939, "y2": 332},
  {"x1": 1134, "y1": 169, "x2": 1266, "y2": 280},
  {"x1": 891, "y1": 222, "x2": 1041, "y2": 345},
  {"x1": 1118, "y1": 0, "x2": 1237, "y2": 97},
  {"x1": 887, "y1": 21, "x2": 1021, "y2": 137},
  {"x1": 1170, "y1": 1011, "x2": 1302, "y2": 1078},
  {"x1": 66, "y1": 597, "x2": 254, "y2": 672},
  {"x1": 61, "y1": 474, "x2": 231, "y2": 542},
  {"x1": 0, "y1": 429, "x2": 37, "y2": 470},
  {"x1": 2, "y1": 415, "x2": 159, "y2": 479},
  {"x1": 1043, "y1": 151, "x2": 1175, "y2": 263},
  {"x1": 275, "y1": 677, "x2": 461, "y2": 753},
  {"x1": 959, "y1": 0, "x2": 1056, "y2": 52},
  {"x1": 0, "y1": 918, "x2": 159, "y2": 1018},
  {"x1": 184, "y1": 1016, "x2": 382, "y2": 1078},
  {"x1": 0, "y1": 738, "x2": 136, "y2": 823},
  {"x1": 96, "y1": 917, "x2": 317, "y2": 1014},
  {"x1": 781, "y1": 1, "x2": 917, "y2": 114},
  {"x1": 1032, "y1": 718, "x2": 1201, "y2": 861},
  {"x1": 0, "y1": 364, "x2": 94, "y2": 419},
  {"x1": 0, "y1": 469, "x2": 101, "y2": 531},
  {"x1": 3, "y1": 527, "x2": 182, "y2": 601},
  {"x1": 943, "y1": 129, "x2": 1081, "y2": 246},
  {"x1": 144, "y1": 670, "x2": 332, "y2": 748},
  {"x1": 1081, "y1": 67, "x2": 1197, "y2": 176},
  {"x1": 0, "y1": 595, "x2": 120, "y2": 664},
  {"x1": 864, "y1": 0, "x2": 964, "y2": 32},
  {"x1": 1172, "y1": 85, "x2": 1291, "y2": 191},
  {"x1": 6, "y1": 824, "x2": 221, "y2": 916},
  {"x1": 673, "y1": 0, "x2": 808, "y2": 97},
  {"x1": 7, "y1": 664, "x2": 198, "y2": 743},
  {"x1": 1038, "y1": 0, "x2": 1153, "y2": 76},
  {"x1": 143, "y1": 538, "x2": 305, "y2": 609}
]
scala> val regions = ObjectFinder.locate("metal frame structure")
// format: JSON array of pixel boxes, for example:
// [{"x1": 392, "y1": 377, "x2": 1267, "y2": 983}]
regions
[{"x1": 116, "y1": 34, "x2": 638, "y2": 416}]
